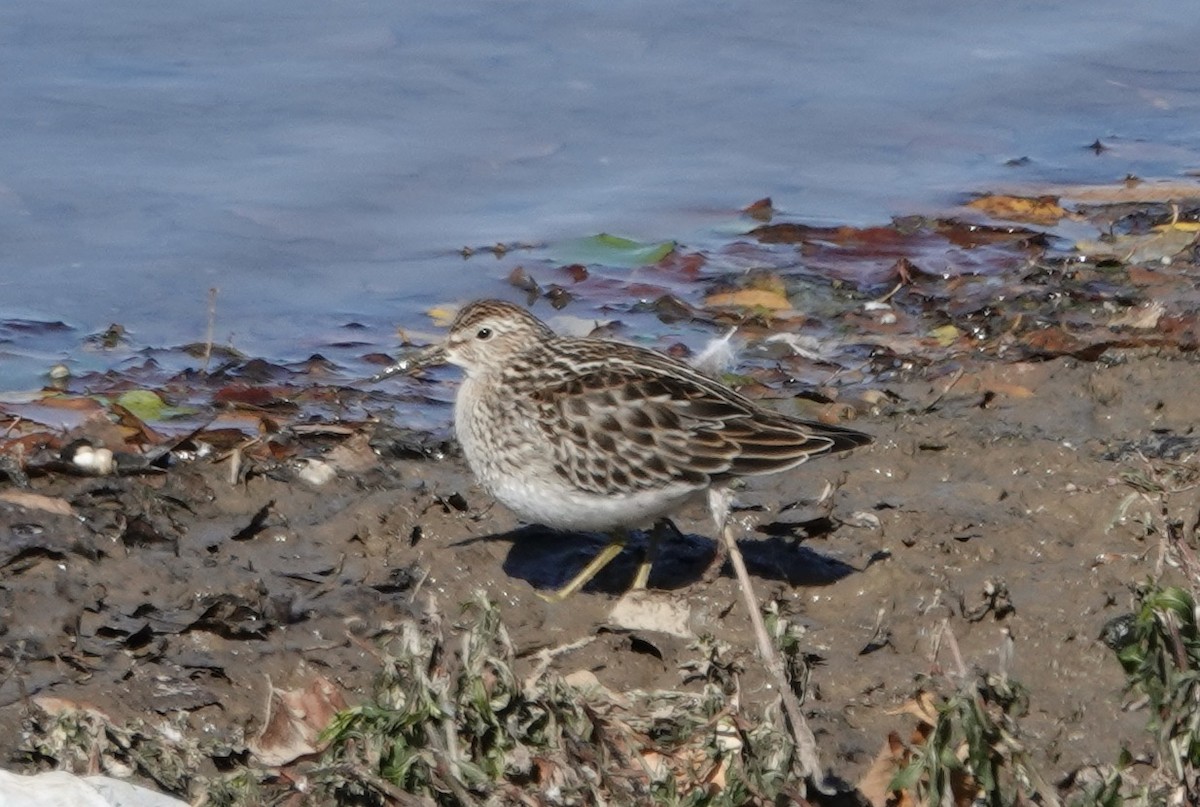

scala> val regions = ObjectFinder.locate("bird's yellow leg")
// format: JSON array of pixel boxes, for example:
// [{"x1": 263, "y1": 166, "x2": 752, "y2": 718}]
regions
[
  {"x1": 630, "y1": 522, "x2": 666, "y2": 590},
  {"x1": 539, "y1": 528, "x2": 628, "y2": 602}
]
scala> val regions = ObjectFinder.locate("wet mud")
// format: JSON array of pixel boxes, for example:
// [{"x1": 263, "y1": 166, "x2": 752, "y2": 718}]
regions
[{"x1": 3, "y1": 348, "x2": 1195, "y2": 789}]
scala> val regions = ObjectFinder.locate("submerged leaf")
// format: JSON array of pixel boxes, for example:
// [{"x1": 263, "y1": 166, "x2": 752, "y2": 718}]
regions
[
  {"x1": 552, "y1": 233, "x2": 676, "y2": 268},
  {"x1": 1077, "y1": 227, "x2": 1198, "y2": 264},
  {"x1": 705, "y1": 289, "x2": 791, "y2": 311},
  {"x1": 115, "y1": 390, "x2": 168, "y2": 422},
  {"x1": 967, "y1": 194, "x2": 1066, "y2": 226},
  {"x1": 929, "y1": 324, "x2": 962, "y2": 348}
]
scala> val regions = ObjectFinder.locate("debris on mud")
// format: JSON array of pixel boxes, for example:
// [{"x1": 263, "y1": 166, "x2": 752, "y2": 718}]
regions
[{"x1": 3, "y1": 184, "x2": 1200, "y2": 804}]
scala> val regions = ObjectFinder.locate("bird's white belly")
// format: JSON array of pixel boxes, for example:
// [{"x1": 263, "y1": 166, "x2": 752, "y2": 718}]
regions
[
  {"x1": 455, "y1": 372, "x2": 701, "y2": 531},
  {"x1": 489, "y1": 474, "x2": 698, "y2": 532}
]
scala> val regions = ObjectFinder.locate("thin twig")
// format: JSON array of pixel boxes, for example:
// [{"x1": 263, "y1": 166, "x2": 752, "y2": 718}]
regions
[
  {"x1": 720, "y1": 519, "x2": 829, "y2": 793},
  {"x1": 522, "y1": 636, "x2": 597, "y2": 688},
  {"x1": 203, "y1": 286, "x2": 218, "y2": 373},
  {"x1": 923, "y1": 367, "x2": 965, "y2": 413},
  {"x1": 935, "y1": 618, "x2": 969, "y2": 679},
  {"x1": 333, "y1": 763, "x2": 434, "y2": 806},
  {"x1": 874, "y1": 280, "x2": 905, "y2": 304}
]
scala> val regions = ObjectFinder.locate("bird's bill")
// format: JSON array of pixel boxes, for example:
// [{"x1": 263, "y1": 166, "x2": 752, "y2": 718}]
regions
[{"x1": 368, "y1": 343, "x2": 446, "y2": 382}]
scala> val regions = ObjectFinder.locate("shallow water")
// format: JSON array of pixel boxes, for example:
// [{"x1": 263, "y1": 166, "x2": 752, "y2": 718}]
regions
[{"x1": 0, "y1": 0, "x2": 1197, "y2": 388}]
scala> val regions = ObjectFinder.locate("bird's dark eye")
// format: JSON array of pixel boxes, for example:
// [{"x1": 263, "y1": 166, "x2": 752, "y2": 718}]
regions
[{"x1": 476, "y1": 327, "x2": 492, "y2": 340}]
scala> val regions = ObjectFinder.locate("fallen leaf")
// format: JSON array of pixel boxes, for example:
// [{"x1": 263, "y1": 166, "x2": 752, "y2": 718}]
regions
[
  {"x1": 115, "y1": 390, "x2": 168, "y2": 422},
  {"x1": 1020, "y1": 326, "x2": 1085, "y2": 357},
  {"x1": 952, "y1": 366, "x2": 1040, "y2": 399},
  {"x1": 929, "y1": 324, "x2": 962, "y2": 348},
  {"x1": 1036, "y1": 179, "x2": 1200, "y2": 204},
  {"x1": 887, "y1": 690, "x2": 939, "y2": 725},
  {"x1": 1109, "y1": 301, "x2": 1166, "y2": 330},
  {"x1": 1076, "y1": 227, "x2": 1197, "y2": 264},
  {"x1": 552, "y1": 233, "x2": 676, "y2": 268},
  {"x1": 426, "y1": 305, "x2": 457, "y2": 327},
  {"x1": 322, "y1": 432, "x2": 379, "y2": 473},
  {"x1": 249, "y1": 675, "x2": 349, "y2": 767},
  {"x1": 608, "y1": 591, "x2": 693, "y2": 638},
  {"x1": 212, "y1": 385, "x2": 294, "y2": 409},
  {"x1": 33, "y1": 695, "x2": 113, "y2": 722},
  {"x1": 507, "y1": 266, "x2": 540, "y2": 294},
  {"x1": 742, "y1": 197, "x2": 774, "y2": 222},
  {"x1": 967, "y1": 194, "x2": 1066, "y2": 225},
  {"x1": 562, "y1": 669, "x2": 606, "y2": 692},
  {"x1": 0, "y1": 490, "x2": 76, "y2": 517},
  {"x1": 857, "y1": 731, "x2": 916, "y2": 807},
  {"x1": 704, "y1": 288, "x2": 791, "y2": 311},
  {"x1": 1162, "y1": 221, "x2": 1200, "y2": 232}
]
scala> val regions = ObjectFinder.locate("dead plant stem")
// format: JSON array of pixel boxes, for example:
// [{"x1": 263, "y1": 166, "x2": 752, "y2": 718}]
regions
[
  {"x1": 923, "y1": 367, "x2": 965, "y2": 413},
  {"x1": 203, "y1": 287, "x2": 218, "y2": 373},
  {"x1": 719, "y1": 520, "x2": 828, "y2": 792}
]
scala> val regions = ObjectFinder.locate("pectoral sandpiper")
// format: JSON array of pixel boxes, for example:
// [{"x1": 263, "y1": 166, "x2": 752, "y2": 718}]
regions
[{"x1": 376, "y1": 299, "x2": 871, "y2": 600}]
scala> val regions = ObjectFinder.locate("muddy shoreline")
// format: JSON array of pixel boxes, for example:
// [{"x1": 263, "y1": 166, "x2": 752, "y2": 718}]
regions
[{"x1": 3, "y1": 347, "x2": 1196, "y2": 798}]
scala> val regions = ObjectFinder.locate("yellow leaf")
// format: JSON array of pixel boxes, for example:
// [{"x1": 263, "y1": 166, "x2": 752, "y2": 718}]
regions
[
  {"x1": 705, "y1": 288, "x2": 791, "y2": 311},
  {"x1": 929, "y1": 324, "x2": 961, "y2": 347},
  {"x1": 425, "y1": 305, "x2": 457, "y2": 327},
  {"x1": 1153, "y1": 221, "x2": 1200, "y2": 233},
  {"x1": 967, "y1": 194, "x2": 1066, "y2": 225}
]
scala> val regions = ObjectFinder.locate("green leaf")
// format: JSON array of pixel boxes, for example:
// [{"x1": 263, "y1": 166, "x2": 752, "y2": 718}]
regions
[
  {"x1": 552, "y1": 233, "x2": 676, "y2": 268},
  {"x1": 1149, "y1": 586, "x2": 1194, "y2": 621},
  {"x1": 115, "y1": 389, "x2": 168, "y2": 421},
  {"x1": 888, "y1": 760, "x2": 924, "y2": 791}
]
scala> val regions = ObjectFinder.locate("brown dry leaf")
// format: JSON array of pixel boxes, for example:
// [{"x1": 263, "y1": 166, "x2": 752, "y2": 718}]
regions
[
  {"x1": 877, "y1": 693, "x2": 981, "y2": 807},
  {"x1": 206, "y1": 410, "x2": 277, "y2": 436},
  {"x1": 704, "y1": 288, "x2": 791, "y2": 311},
  {"x1": 249, "y1": 674, "x2": 349, "y2": 767},
  {"x1": 33, "y1": 695, "x2": 113, "y2": 722},
  {"x1": 934, "y1": 218, "x2": 1043, "y2": 249},
  {"x1": 561, "y1": 263, "x2": 589, "y2": 282},
  {"x1": 1077, "y1": 227, "x2": 1198, "y2": 264},
  {"x1": 323, "y1": 432, "x2": 380, "y2": 474},
  {"x1": 507, "y1": 265, "x2": 540, "y2": 293},
  {"x1": 967, "y1": 194, "x2": 1066, "y2": 226},
  {"x1": 0, "y1": 490, "x2": 76, "y2": 517},
  {"x1": 750, "y1": 221, "x2": 833, "y2": 244},
  {"x1": 953, "y1": 366, "x2": 1039, "y2": 399},
  {"x1": 212, "y1": 384, "x2": 296, "y2": 409},
  {"x1": 66, "y1": 412, "x2": 140, "y2": 453},
  {"x1": 638, "y1": 746, "x2": 724, "y2": 794},
  {"x1": 857, "y1": 692, "x2": 943, "y2": 807},
  {"x1": 857, "y1": 731, "x2": 916, "y2": 807},
  {"x1": 807, "y1": 401, "x2": 866, "y2": 427},
  {"x1": 30, "y1": 395, "x2": 108, "y2": 413},
  {"x1": 108, "y1": 402, "x2": 168, "y2": 447},
  {"x1": 1020, "y1": 326, "x2": 1085, "y2": 358},
  {"x1": 0, "y1": 396, "x2": 107, "y2": 433},
  {"x1": 1159, "y1": 314, "x2": 1200, "y2": 347},
  {"x1": 1127, "y1": 265, "x2": 1185, "y2": 288},
  {"x1": 561, "y1": 669, "x2": 605, "y2": 692},
  {"x1": 742, "y1": 197, "x2": 774, "y2": 222},
  {"x1": 0, "y1": 432, "x2": 61, "y2": 458},
  {"x1": 1038, "y1": 179, "x2": 1200, "y2": 204},
  {"x1": 1109, "y1": 301, "x2": 1166, "y2": 330},
  {"x1": 888, "y1": 690, "x2": 939, "y2": 725}
]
